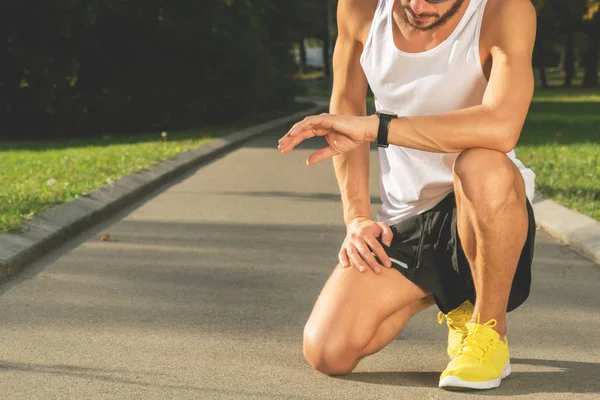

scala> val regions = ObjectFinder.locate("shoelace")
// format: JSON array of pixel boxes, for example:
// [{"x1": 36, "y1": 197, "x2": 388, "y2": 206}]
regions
[
  {"x1": 459, "y1": 315, "x2": 499, "y2": 362},
  {"x1": 437, "y1": 302, "x2": 470, "y2": 329}
]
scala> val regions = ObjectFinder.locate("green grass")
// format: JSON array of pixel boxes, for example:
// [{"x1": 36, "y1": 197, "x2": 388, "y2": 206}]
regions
[
  {"x1": 0, "y1": 102, "x2": 313, "y2": 232},
  {"x1": 516, "y1": 87, "x2": 600, "y2": 221}
]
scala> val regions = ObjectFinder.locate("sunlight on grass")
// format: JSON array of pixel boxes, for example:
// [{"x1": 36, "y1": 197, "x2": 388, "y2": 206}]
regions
[
  {"x1": 532, "y1": 88, "x2": 600, "y2": 103},
  {"x1": 0, "y1": 133, "x2": 215, "y2": 232},
  {"x1": 0, "y1": 102, "x2": 314, "y2": 232},
  {"x1": 516, "y1": 88, "x2": 600, "y2": 220}
]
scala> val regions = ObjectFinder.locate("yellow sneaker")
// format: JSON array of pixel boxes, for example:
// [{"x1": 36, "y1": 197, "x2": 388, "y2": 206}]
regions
[
  {"x1": 437, "y1": 300, "x2": 474, "y2": 358},
  {"x1": 439, "y1": 318, "x2": 511, "y2": 390}
]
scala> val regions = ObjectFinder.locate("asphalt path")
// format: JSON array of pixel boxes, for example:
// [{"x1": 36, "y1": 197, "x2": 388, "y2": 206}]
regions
[{"x1": 1, "y1": 129, "x2": 599, "y2": 399}]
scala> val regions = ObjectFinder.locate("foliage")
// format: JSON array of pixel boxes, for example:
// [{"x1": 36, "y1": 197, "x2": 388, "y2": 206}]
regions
[
  {"x1": 1, "y1": 0, "x2": 597, "y2": 138},
  {"x1": 533, "y1": 0, "x2": 600, "y2": 86},
  {"x1": 0, "y1": 0, "x2": 301, "y2": 138},
  {"x1": 584, "y1": 0, "x2": 600, "y2": 19}
]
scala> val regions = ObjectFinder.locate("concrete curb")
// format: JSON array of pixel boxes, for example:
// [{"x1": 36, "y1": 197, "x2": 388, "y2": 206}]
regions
[
  {"x1": 533, "y1": 196, "x2": 600, "y2": 264},
  {"x1": 0, "y1": 104, "x2": 327, "y2": 281}
]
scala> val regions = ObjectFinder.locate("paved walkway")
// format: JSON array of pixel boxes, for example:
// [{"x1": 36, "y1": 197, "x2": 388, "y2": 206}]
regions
[{"x1": 1, "y1": 128, "x2": 599, "y2": 399}]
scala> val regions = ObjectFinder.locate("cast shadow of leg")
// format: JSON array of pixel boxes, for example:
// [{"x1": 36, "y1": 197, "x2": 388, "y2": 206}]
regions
[{"x1": 337, "y1": 358, "x2": 600, "y2": 396}]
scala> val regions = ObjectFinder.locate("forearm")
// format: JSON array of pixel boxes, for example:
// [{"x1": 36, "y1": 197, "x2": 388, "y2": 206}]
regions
[
  {"x1": 331, "y1": 97, "x2": 372, "y2": 224},
  {"x1": 377, "y1": 40, "x2": 534, "y2": 154},
  {"x1": 333, "y1": 144, "x2": 372, "y2": 224},
  {"x1": 380, "y1": 103, "x2": 525, "y2": 154}
]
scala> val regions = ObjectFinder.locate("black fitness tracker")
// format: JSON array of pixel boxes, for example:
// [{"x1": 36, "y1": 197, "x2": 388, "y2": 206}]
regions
[{"x1": 376, "y1": 111, "x2": 397, "y2": 148}]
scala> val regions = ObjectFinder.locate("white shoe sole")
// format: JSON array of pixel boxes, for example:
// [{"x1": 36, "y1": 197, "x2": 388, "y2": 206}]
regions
[{"x1": 438, "y1": 362, "x2": 511, "y2": 390}]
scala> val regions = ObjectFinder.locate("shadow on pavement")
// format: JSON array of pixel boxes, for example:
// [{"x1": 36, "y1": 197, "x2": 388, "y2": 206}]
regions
[
  {"x1": 337, "y1": 358, "x2": 600, "y2": 396},
  {"x1": 0, "y1": 360, "x2": 322, "y2": 399},
  {"x1": 3, "y1": 220, "x2": 595, "y2": 336},
  {"x1": 217, "y1": 190, "x2": 382, "y2": 205},
  {"x1": 337, "y1": 371, "x2": 439, "y2": 387},
  {"x1": 0, "y1": 360, "x2": 198, "y2": 392},
  {"x1": 0, "y1": 221, "x2": 345, "y2": 337},
  {"x1": 246, "y1": 127, "x2": 382, "y2": 151},
  {"x1": 499, "y1": 358, "x2": 600, "y2": 397}
]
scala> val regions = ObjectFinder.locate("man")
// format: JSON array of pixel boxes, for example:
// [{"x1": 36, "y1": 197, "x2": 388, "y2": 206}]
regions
[{"x1": 278, "y1": 0, "x2": 537, "y2": 391}]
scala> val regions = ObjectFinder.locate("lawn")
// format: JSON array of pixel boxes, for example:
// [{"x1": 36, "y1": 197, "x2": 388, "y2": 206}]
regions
[
  {"x1": 2, "y1": 85, "x2": 597, "y2": 233},
  {"x1": 0, "y1": 102, "x2": 313, "y2": 232},
  {"x1": 516, "y1": 87, "x2": 599, "y2": 221}
]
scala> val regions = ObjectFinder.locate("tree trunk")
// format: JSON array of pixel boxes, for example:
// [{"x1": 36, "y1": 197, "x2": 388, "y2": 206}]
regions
[
  {"x1": 583, "y1": 14, "x2": 600, "y2": 86},
  {"x1": 564, "y1": 29, "x2": 576, "y2": 87},
  {"x1": 540, "y1": 67, "x2": 549, "y2": 88},
  {"x1": 322, "y1": 33, "x2": 331, "y2": 78},
  {"x1": 535, "y1": 31, "x2": 549, "y2": 88},
  {"x1": 298, "y1": 38, "x2": 307, "y2": 74}
]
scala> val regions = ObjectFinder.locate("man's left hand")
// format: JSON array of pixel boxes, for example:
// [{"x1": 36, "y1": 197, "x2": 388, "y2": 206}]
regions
[{"x1": 278, "y1": 113, "x2": 378, "y2": 165}]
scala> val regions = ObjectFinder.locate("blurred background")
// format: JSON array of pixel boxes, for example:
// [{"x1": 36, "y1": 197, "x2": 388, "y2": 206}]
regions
[
  {"x1": 0, "y1": 0, "x2": 598, "y2": 137},
  {"x1": 0, "y1": 1, "x2": 333, "y2": 138},
  {"x1": 0, "y1": 0, "x2": 598, "y2": 232}
]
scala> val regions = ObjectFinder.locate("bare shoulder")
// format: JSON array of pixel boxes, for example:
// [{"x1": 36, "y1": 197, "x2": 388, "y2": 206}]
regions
[
  {"x1": 482, "y1": 0, "x2": 536, "y2": 45},
  {"x1": 337, "y1": 0, "x2": 379, "y2": 44},
  {"x1": 483, "y1": 0, "x2": 536, "y2": 22}
]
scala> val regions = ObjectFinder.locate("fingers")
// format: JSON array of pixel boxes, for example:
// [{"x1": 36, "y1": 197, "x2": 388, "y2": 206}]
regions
[
  {"x1": 353, "y1": 240, "x2": 385, "y2": 274},
  {"x1": 339, "y1": 248, "x2": 349, "y2": 268},
  {"x1": 306, "y1": 146, "x2": 338, "y2": 166},
  {"x1": 356, "y1": 238, "x2": 391, "y2": 274},
  {"x1": 363, "y1": 235, "x2": 392, "y2": 269},
  {"x1": 278, "y1": 115, "x2": 330, "y2": 154},
  {"x1": 343, "y1": 239, "x2": 386, "y2": 274},
  {"x1": 340, "y1": 220, "x2": 396, "y2": 274},
  {"x1": 346, "y1": 246, "x2": 368, "y2": 273},
  {"x1": 277, "y1": 128, "x2": 315, "y2": 154},
  {"x1": 378, "y1": 222, "x2": 393, "y2": 247}
]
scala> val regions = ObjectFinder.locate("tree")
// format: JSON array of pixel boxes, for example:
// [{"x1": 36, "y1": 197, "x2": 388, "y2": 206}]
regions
[
  {"x1": 583, "y1": 0, "x2": 600, "y2": 85},
  {"x1": 533, "y1": 0, "x2": 557, "y2": 87},
  {"x1": 532, "y1": 0, "x2": 590, "y2": 87},
  {"x1": 282, "y1": 0, "x2": 329, "y2": 74},
  {"x1": 0, "y1": 0, "x2": 302, "y2": 137}
]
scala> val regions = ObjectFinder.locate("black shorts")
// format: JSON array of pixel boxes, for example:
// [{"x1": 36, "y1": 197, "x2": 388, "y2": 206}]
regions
[{"x1": 378, "y1": 192, "x2": 535, "y2": 314}]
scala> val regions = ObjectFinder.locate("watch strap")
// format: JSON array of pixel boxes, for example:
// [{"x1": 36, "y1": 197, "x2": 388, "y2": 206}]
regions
[{"x1": 376, "y1": 112, "x2": 396, "y2": 148}]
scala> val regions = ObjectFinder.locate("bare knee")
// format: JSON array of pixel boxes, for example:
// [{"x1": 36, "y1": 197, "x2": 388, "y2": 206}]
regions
[
  {"x1": 453, "y1": 148, "x2": 525, "y2": 213},
  {"x1": 303, "y1": 322, "x2": 364, "y2": 376}
]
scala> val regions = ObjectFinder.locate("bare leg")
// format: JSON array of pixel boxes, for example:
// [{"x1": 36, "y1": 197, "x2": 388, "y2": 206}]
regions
[
  {"x1": 453, "y1": 148, "x2": 528, "y2": 338},
  {"x1": 360, "y1": 294, "x2": 435, "y2": 356},
  {"x1": 303, "y1": 264, "x2": 433, "y2": 376}
]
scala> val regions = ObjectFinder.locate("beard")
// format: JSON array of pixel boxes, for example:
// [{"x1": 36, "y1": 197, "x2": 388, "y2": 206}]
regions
[{"x1": 400, "y1": 0, "x2": 466, "y2": 32}]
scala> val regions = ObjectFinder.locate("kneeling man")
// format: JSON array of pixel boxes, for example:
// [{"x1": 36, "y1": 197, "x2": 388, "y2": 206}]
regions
[{"x1": 278, "y1": 0, "x2": 537, "y2": 390}]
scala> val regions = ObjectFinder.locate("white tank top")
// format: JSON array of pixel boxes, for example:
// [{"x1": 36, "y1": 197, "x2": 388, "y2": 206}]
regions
[{"x1": 360, "y1": 0, "x2": 535, "y2": 224}]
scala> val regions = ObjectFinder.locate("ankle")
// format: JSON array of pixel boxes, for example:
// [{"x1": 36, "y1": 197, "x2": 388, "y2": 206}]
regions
[{"x1": 468, "y1": 315, "x2": 507, "y2": 338}]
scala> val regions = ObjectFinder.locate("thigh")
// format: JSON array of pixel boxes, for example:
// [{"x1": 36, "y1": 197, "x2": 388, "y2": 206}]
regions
[{"x1": 304, "y1": 263, "x2": 429, "y2": 350}]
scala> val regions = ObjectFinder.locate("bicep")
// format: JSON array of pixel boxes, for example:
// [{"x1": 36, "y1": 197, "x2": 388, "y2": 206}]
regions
[
  {"x1": 482, "y1": 0, "x2": 536, "y2": 139},
  {"x1": 330, "y1": 1, "x2": 370, "y2": 115},
  {"x1": 331, "y1": 37, "x2": 368, "y2": 114}
]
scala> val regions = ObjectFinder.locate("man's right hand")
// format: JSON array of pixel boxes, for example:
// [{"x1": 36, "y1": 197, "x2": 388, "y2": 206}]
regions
[{"x1": 339, "y1": 217, "x2": 394, "y2": 274}]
